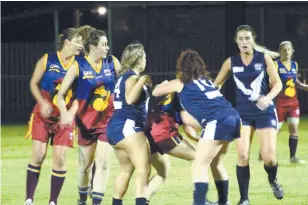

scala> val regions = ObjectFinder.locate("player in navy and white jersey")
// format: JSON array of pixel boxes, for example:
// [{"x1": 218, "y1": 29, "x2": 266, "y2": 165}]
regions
[
  {"x1": 153, "y1": 49, "x2": 241, "y2": 205},
  {"x1": 106, "y1": 42, "x2": 151, "y2": 205},
  {"x1": 214, "y1": 25, "x2": 284, "y2": 205}
]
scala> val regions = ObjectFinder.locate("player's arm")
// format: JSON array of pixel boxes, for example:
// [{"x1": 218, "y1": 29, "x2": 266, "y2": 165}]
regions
[
  {"x1": 152, "y1": 79, "x2": 184, "y2": 97},
  {"x1": 214, "y1": 57, "x2": 231, "y2": 88},
  {"x1": 112, "y1": 56, "x2": 122, "y2": 76},
  {"x1": 30, "y1": 54, "x2": 53, "y2": 118},
  {"x1": 30, "y1": 54, "x2": 48, "y2": 105},
  {"x1": 182, "y1": 124, "x2": 199, "y2": 143},
  {"x1": 58, "y1": 62, "x2": 78, "y2": 115},
  {"x1": 264, "y1": 54, "x2": 283, "y2": 100},
  {"x1": 295, "y1": 62, "x2": 308, "y2": 91},
  {"x1": 125, "y1": 75, "x2": 151, "y2": 105}
]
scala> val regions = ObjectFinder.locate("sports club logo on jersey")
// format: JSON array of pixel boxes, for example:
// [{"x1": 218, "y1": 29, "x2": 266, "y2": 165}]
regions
[
  {"x1": 82, "y1": 71, "x2": 94, "y2": 79},
  {"x1": 254, "y1": 63, "x2": 262, "y2": 71},
  {"x1": 49, "y1": 64, "x2": 61, "y2": 73},
  {"x1": 103, "y1": 68, "x2": 112, "y2": 76},
  {"x1": 233, "y1": 66, "x2": 244, "y2": 73},
  {"x1": 279, "y1": 68, "x2": 287, "y2": 74},
  {"x1": 291, "y1": 68, "x2": 296, "y2": 73}
]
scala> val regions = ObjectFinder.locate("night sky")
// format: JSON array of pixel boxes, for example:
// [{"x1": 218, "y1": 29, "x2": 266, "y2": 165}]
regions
[{"x1": 1, "y1": 1, "x2": 109, "y2": 42}]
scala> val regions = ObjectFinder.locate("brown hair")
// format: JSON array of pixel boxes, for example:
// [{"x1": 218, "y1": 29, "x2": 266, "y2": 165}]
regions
[
  {"x1": 120, "y1": 42, "x2": 144, "y2": 75},
  {"x1": 176, "y1": 49, "x2": 211, "y2": 83},
  {"x1": 77, "y1": 25, "x2": 106, "y2": 54},
  {"x1": 58, "y1": 28, "x2": 78, "y2": 50},
  {"x1": 235, "y1": 25, "x2": 256, "y2": 41}
]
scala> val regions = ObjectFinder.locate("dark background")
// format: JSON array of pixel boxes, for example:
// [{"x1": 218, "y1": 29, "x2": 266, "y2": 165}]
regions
[{"x1": 2, "y1": 1, "x2": 308, "y2": 123}]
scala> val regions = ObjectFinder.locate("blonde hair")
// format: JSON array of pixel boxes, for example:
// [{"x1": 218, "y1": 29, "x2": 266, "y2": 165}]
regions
[
  {"x1": 120, "y1": 42, "x2": 144, "y2": 75},
  {"x1": 279, "y1": 41, "x2": 294, "y2": 51}
]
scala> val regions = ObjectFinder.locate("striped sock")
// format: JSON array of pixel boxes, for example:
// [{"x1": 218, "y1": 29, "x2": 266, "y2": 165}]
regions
[
  {"x1": 26, "y1": 164, "x2": 41, "y2": 200},
  {"x1": 78, "y1": 187, "x2": 89, "y2": 202},
  {"x1": 49, "y1": 169, "x2": 66, "y2": 204},
  {"x1": 92, "y1": 192, "x2": 104, "y2": 204}
]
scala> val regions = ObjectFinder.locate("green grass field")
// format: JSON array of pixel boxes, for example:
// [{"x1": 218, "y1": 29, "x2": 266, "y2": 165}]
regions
[{"x1": 1, "y1": 118, "x2": 308, "y2": 205}]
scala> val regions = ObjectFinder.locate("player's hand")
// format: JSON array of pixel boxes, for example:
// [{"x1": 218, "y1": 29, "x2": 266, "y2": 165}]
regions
[
  {"x1": 256, "y1": 96, "x2": 271, "y2": 110},
  {"x1": 140, "y1": 75, "x2": 153, "y2": 88},
  {"x1": 40, "y1": 100, "x2": 53, "y2": 118},
  {"x1": 60, "y1": 111, "x2": 75, "y2": 127}
]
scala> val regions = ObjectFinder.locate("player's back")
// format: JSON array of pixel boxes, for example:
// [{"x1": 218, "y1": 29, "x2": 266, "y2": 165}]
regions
[
  {"x1": 112, "y1": 70, "x2": 150, "y2": 123},
  {"x1": 178, "y1": 77, "x2": 237, "y2": 128},
  {"x1": 231, "y1": 50, "x2": 274, "y2": 118}
]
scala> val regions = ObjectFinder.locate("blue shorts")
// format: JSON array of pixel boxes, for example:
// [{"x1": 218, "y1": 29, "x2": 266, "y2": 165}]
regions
[
  {"x1": 241, "y1": 110, "x2": 278, "y2": 130},
  {"x1": 200, "y1": 114, "x2": 241, "y2": 141},
  {"x1": 107, "y1": 118, "x2": 144, "y2": 145}
]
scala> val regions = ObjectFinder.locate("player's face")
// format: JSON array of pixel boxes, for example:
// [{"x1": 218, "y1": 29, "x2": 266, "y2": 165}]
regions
[
  {"x1": 236, "y1": 30, "x2": 254, "y2": 54},
  {"x1": 95, "y1": 36, "x2": 109, "y2": 59},
  {"x1": 139, "y1": 51, "x2": 146, "y2": 72},
  {"x1": 69, "y1": 35, "x2": 84, "y2": 55},
  {"x1": 280, "y1": 44, "x2": 293, "y2": 60}
]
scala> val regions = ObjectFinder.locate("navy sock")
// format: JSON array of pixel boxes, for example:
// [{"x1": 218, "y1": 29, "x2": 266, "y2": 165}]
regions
[
  {"x1": 193, "y1": 182, "x2": 208, "y2": 205},
  {"x1": 215, "y1": 180, "x2": 228, "y2": 204},
  {"x1": 236, "y1": 165, "x2": 250, "y2": 200}
]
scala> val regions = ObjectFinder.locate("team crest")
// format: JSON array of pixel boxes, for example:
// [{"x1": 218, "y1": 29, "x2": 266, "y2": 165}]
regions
[
  {"x1": 104, "y1": 69, "x2": 112, "y2": 76},
  {"x1": 254, "y1": 63, "x2": 262, "y2": 71}
]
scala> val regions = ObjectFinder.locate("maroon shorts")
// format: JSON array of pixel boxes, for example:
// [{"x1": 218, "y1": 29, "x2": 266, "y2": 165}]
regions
[
  {"x1": 147, "y1": 131, "x2": 183, "y2": 154},
  {"x1": 276, "y1": 104, "x2": 300, "y2": 122},
  {"x1": 78, "y1": 126, "x2": 108, "y2": 146},
  {"x1": 29, "y1": 113, "x2": 75, "y2": 147}
]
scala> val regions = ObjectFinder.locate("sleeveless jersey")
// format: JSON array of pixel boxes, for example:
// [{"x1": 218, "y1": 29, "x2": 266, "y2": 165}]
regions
[
  {"x1": 75, "y1": 55, "x2": 116, "y2": 130},
  {"x1": 275, "y1": 60, "x2": 299, "y2": 106},
  {"x1": 112, "y1": 70, "x2": 150, "y2": 124},
  {"x1": 178, "y1": 77, "x2": 237, "y2": 128},
  {"x1": 32, "y1": 52, "x2": 76, "y2": 121},
  {"x1": 231, "y1": 50, "x2": 275, "y2": 119}
]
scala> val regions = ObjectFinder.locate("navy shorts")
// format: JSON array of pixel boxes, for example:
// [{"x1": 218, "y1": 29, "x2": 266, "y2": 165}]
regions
[
  {"x1": 241, "y1": 110, "x2": 278, "y2": 130},
  {"x1": 107, "y1": 118, "x2": 144, "y2": 146},
  {"x1": 200, "y1": 114, "x2": 241, "y2": 141}
]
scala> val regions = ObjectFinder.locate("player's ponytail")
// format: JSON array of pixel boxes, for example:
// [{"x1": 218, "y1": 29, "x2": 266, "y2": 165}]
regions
[{"x1": 58, "y1": 28, "x2": 78, "y2": 50}]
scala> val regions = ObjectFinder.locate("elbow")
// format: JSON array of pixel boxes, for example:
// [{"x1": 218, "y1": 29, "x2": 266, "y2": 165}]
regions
[{"x1": 125, "y1": 97, "x2": 135, "y2": 105}]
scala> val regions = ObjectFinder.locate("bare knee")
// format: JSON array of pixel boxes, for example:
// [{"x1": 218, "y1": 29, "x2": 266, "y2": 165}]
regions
[
  {"x1": 261, "y1": 150, "x2": 277, "y2": 166},
  {"x1": 237, "y1": 151, "x2": 250, "y2": 165},
  {"x1": 53, "y1": 151, "x2": 67, "y2": 170},
  {"x1": 96, "y1": 156, "x2": 110, "y2": 172},
  {"x1": 32, "y1": 150, "x2": 46, "y2": 166}
]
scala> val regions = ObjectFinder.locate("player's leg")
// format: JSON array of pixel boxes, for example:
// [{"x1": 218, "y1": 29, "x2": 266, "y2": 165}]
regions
[
  {"x1": 192, "y1": 139, "x2": 226, "y2": 205},
  {"x1": 235, "y1": 123, "x2": 254, "y2": 205},
  {"x1": 91, "y1": 140, "x2": 112, "y2": 205},
  {"x1": 258, "y1": 127, "x2": 284, "y2": 200},
  {"x1": 287, "y1": 106, "x2": 304, "y2": 163},
  {"x1": 25, "y1": 113, "x2": 49, "y2": 205},
  {"x1": 48, "y1": 125, "x2": 75, "y2": 205},
  {"x1": 112, "y1": 148, "x2": 135, "y2": 205},
  {"x1": 78, "y1": 142, "x2": 97, "y2": 204},
  {"x1": 167, "y1": 137, "x2": 196, "y2": 161},
  {"x1": 210, "y1": 143, "x2": 230, "y2": 205},
  {"x1": 146, "y1": 153, "x2": 170, "y2": 204},
  {"x1": 116, "y1": 131, "x2": 151, "y2": 205}
]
